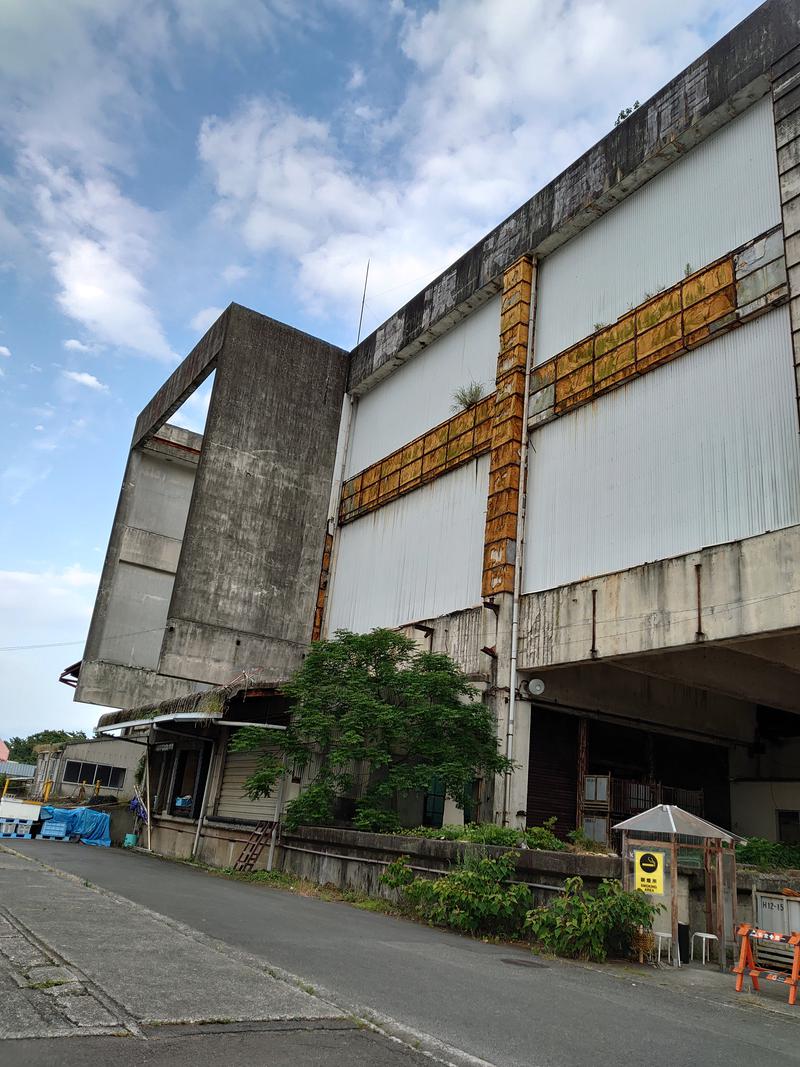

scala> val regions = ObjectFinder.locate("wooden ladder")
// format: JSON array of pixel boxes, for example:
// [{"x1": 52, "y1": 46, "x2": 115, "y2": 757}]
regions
[{"x1": 234, "y1": 820, "x2": 277, "y2": 873}]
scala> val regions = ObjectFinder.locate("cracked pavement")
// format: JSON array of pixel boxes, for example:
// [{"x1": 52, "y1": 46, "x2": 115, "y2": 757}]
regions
[{"x1": 0, "y1": 848, "x2": 429, "y2": 1065}]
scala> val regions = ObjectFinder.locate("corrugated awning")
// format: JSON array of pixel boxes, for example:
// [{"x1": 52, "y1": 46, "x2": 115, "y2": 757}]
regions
[{"x1": 95, "y1": 670, "x2": 289, "y2": 732}]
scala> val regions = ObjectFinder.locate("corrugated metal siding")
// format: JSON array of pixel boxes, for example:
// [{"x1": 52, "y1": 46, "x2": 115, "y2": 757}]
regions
[
  {"x1": 346, "y1": 296, "x2": 500, "y2": 476},
  {"x1": 216, "y1": 751, "x2": 277, "y2": 823},
  {"x1": 327, "y1": 456, "x2": 488, "y2": 633},
  {"x1": 524, "y1": 308, "x2": 800, "y2": 592},
  {"x1": 535, "y1": 97, "x2": 781, "y2": 364}
]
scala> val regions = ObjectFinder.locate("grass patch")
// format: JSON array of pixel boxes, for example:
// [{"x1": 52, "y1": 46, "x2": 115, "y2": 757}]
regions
[{"x1": 28, "y1": 979, "x2": 67, "y2": 990}]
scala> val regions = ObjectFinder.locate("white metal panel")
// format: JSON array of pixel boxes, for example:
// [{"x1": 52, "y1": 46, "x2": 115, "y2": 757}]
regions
[
  {"x1": 327, "y1": 456, "x2": 488, "y2": 632},
  {"x1": 216, "y1": 750, "x2": 277, "y2": 822},
  {"x1": 524, "y1": 308, "x2": 800, "y2": 592},
  {"x1": 535, "y1": 97, "x2": 782, "y2": 364},
  {"x1": 346, "y1": 297, "x2": 500, "y2": 475}
]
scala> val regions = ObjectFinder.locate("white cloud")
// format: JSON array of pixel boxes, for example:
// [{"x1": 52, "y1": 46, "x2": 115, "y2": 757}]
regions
[
  {"x1": 189, "y1": 306, "x2": 224, "y2": 334},
  {"x1": 63, "y1": 370, "x2": 109, "y2": 392},
  {"x1": 347, "y1": 64, "x2": 365, "y2": 90},
  {"x1": 63, "y1": 338, "x2": 92, "y2": 352},
  {"x1": 0, "y1": 5, "x2": 180, "y2": 361},
  {"x1": 221, "y1": 263, "x2": 248, "y2": 284},
  {"x1": 199, "y1": 0, "x2": 755, "y2": 337},
  {"x1": 0, "y1": 345, "x2": 10, "y2": 357},
  {"x1": 34, "y1": 424, "x2": 44, "y2": 431}
]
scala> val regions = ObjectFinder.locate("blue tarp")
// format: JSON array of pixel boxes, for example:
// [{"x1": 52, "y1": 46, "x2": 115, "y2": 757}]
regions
[{"x1": 39, "y1": 806, "x2": 111, "y2": 847}]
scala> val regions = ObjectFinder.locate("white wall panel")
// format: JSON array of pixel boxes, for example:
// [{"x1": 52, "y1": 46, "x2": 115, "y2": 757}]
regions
[
  {"x1": 347, "y1": 296, "x2": 500, "y2": 475},
  {"x1": 535, "y1": 97, "x2": 781, "y2": 364},
  {"x1": 327, "y1": 457, "x2": 488, "y2": 632},
  {"x1": 524, "y1": 308, "x2": 800, "y2": 592}
]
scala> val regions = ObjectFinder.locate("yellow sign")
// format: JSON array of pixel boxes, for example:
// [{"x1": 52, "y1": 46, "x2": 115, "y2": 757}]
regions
[{"x1": 634, "y1": 850, "x2": 664, "y2": 895}]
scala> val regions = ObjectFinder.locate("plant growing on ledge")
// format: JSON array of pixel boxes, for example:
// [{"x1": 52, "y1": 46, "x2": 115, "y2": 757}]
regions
[
  {"x1": 230, "y1": 628, "x2": 512, "y2": 831},
  {"x1": 451, "y1": 380, "x2": 483, "y2": 412}
]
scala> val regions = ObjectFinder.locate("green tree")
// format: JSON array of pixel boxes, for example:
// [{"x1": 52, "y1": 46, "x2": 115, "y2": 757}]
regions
[
  {"x1": 7, "y1": 730, "x2": 88, "y2": 764},
  {"x1": 231, "y1": 629, "x2": 512, "y2": 831}
]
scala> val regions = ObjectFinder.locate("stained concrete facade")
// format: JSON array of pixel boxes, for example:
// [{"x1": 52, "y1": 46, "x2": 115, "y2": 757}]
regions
[
  {"x1": 77, "y1": 305, "x2": 347, "y2": 708},
  {"x1": 80, "y1": 1, "x2": 800, "y2": 847}
]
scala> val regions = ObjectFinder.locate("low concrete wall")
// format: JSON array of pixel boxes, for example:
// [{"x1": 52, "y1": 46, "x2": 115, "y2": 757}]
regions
[
  {"x1": 278, "y1": 825, "x2": 620, "y2": 904},
  {"x1": 149, "y1": 815, "x2": 276, "y2": 870}
]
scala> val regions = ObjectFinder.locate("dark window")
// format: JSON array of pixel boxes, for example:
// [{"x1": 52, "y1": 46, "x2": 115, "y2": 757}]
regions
[
  {"x1": 63, "y1": 760, "x2": 81, "y2": 783},
  {"x1": 62, "y1": 760, "x2": 125, "y2": 789},
  {"x1": 423, "y1": 777, "x2": 446, "y2": 828},
  {"x1": 778, "y1": 810, "x2": 800, "y2": 844}
]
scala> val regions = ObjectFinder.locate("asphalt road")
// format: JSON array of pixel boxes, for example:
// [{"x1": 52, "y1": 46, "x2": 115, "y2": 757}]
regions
[{"x1": 8, "y1": 840, "x2": 800, "y2": 1066}]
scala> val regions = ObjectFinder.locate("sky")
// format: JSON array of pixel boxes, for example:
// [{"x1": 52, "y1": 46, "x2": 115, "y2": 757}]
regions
[{"x1": 0, "y1": 0, "x2": 760, "y2": 741}]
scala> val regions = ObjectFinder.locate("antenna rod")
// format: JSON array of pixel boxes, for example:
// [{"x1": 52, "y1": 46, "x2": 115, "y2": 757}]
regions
[{"x1": 356, "y1": 259, "x2": 370, "y2": 345}]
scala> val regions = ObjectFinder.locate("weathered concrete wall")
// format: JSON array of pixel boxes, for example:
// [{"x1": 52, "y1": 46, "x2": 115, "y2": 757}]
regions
[
  {"x1": 77, "y1": 425, "x2": 202, "y2": 706},
  {"x1": 78, "y1": 306, "x2": 348, "y2": 707},
  {"x1": 731, "y1": 780, "x2": 800, "y2": 839},
  {"x1": 159, "y1": 306, "x2": 348, "y2": 686},
  {"x1": 348, "y1": 0, "x2": 798, "y2": 395},
  {"x1": 279, "y1": 826, "x2": 620, "y2": 902},
  {"x1": 519, "y1": 525, "x2": 800, "y2": 669}
]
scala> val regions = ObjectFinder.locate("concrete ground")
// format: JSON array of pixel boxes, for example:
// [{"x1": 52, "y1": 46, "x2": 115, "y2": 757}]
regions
[
  {"x1": 3, "y1": 841, "x2": 800, "y2": 1066},
  {"x1": 0, "y1": 847, "x2": 424, "y2": 1065}
]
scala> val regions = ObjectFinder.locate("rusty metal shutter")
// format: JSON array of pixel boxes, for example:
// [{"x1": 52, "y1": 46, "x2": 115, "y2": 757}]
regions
[
  {"x1": 216, "y1": 751, "x2": 277, "y2": 823},
  {"x1": 526, "y1": 706, "x2": 578, "y2": 838}
]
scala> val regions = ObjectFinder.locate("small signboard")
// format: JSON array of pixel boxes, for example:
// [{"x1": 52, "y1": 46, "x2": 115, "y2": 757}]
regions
[{"x1": 634, "y1": 850, "x2": 664, "y2": 895}]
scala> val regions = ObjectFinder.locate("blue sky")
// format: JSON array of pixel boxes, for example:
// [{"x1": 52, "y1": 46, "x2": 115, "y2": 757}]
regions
[{"x1": 0, "y1": 0, "x2": 758, "y2": 740}]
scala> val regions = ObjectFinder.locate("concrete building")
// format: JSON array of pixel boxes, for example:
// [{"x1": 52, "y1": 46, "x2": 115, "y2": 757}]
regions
[
  {"x1": 32, "y1": 739, "x2": 142, "y2": 804},
  {"x1": 78, "y1": 1, "x2": 800, "y2": 853}
]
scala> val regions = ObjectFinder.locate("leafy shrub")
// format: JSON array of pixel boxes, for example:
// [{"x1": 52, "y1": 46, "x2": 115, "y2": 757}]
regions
[
  {"x1": 382, "y1": 850, "x2": 532, "y2": 937},
  {"x1": 352, "y1": 805, "x2": 401, "y2": 834},
  {"x1": 525, "y1": 877, "x2": 661, "y2": 962},
  {"x1": 397, "y1": 825, "x2": 466, "y2": 841},
  {"x1": 567, "y1": 827, "x2": 609, "y2": 854},
  {"x1": 526, "y1": 817, "x2": 567, "y2": 852},
  {"x1": 736, "y1": 837, "x2": 800, "y2": 872},
  {"x1": 461, "y1": 823, "x2": 522, "y2": 847},
  {"x1": 381, "y1": 856, "x2": 416, "y2": 888},
  {"x1": 282, "y1": 781, "x2": 336, "y2": 831},
  {"x1": 395, "y1": 819, "x2": 566, "y2": 851}
]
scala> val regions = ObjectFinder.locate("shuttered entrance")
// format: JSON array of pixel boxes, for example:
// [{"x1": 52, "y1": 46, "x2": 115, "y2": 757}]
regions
[
  {"x1": 526, "y1": 705, "x2": 579, "y2": 838},
  {"x1": 215, "y1": 751, "x2": 277, "y2": 823}
]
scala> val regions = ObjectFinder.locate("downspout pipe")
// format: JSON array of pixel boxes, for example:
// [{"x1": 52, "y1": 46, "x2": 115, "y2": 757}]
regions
[
  {"x1": 502, "y1": 256, "x2": 537, "y2": 827},
  {"x1": 190, "y1": 738, "x2": 217, "y2": 861}
]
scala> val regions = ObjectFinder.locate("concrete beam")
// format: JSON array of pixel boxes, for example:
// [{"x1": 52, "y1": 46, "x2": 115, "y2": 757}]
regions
[
  {"x1": 722, "y1": 631, "x2": 800, "y2": 673},
  {"x1": 132, "y1": 311, "x2": 228, "y2": 448},
  {"x1": 612, "y1": 646, "x2": 800, "y2": 713},
  {"x1": 529, "y1": 661, "x2": 756, "y2": 744},
  {"x1": 348, "y1": 0, "x2": 798, "y2": 394}
]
